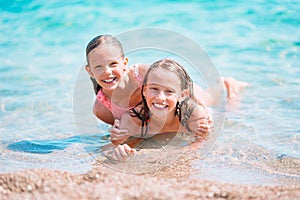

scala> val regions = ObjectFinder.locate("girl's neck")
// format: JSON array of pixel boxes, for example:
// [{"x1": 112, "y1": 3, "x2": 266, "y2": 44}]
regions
[{"x1": 101, "y1": 89, "x2": 113, "y2": 98}]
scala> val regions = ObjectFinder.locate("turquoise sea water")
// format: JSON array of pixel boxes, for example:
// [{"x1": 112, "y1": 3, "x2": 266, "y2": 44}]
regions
[{"x1": 1, "y1": 0, "x2": 300, "y2": 185}]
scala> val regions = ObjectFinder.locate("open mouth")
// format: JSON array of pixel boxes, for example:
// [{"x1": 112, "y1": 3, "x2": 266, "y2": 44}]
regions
[
  {"x1": 102, "y1": 77, "x2": 117, "y2": 83},
  {"x1": 152, "y1": 103, "x2": 168, "y2": 109}
]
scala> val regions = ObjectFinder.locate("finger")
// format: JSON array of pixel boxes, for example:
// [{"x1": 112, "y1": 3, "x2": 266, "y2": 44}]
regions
[
  {"x1": 116, "y1": 130, "x2": 129, "y2": 137},
  {"x1": 125, "y1": 144, "x2": 136, "y2": 153},
  {"x1": 110, "y1": 127, "x2": 128, "y2": 143},
  {"x1": 131, "y1": 149, "x2": 137, "y2": 154},
  {"x1": 112, "y1": 153, "x2": 118, "y2": 161},
  {"x1": 123, "y1": 144, "x2": 131, "y2": 151},
  {"x1": 123, "y1": 144, "x2": 135, "y2": 154},
  {"x1": 129, "y1": 149, "x2": 137, "y2": 158},
  {"x1": 111, "y1": 127, "x2": 129, "y2": 135},
  {"x1": 195, "y1": 134, "x2": 206, "y2": 141},
  {"x1": 111, "y1": 130, "x2": 129, "y2": 140},
  {"x1": 122, "y1": 144, "x2": 137, "y2": 157},
  {"x1": 113, "y1": 119, "x2": 120, "y2": 128},
  {"x1": 113, "y1": 148, "x2": 123, "y2": 161},
  {"x1": 117, "y1": 145, "x2": 129, "y2": 158},
  {"x1": 198, "y1": 125, "x2": 214, "y2": 133},
  {"x1": 197, "y1": 127, "x2": 209, "y2": 134},
  {"x1": 203, "y1": 123, "x2": 214, "y2": 129},
  {"x1": 198, "y1": 124, "x2": 210, "y2": 130},
  {"x1": 196, "y1": 119, "x2": 211, "y2": 125},
  {"x1": 114, "y1": 145, "x2": 128, "y2": 161},
  {"x1": 111, "y1": 132, "x2": 128, "y2": 140}
]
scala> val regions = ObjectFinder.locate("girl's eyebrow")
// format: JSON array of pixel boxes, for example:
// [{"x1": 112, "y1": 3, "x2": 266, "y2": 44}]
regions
[
  {"x1": 146, "y1": 83, "x2": 161, "y2": 87},
  {"x1": 110, "y1": 55, "x2": 124, "y2": 62},
  {"x1": 94, "y1": 58, "x2": 120, "y2": 68},
  {"x1": 147, "y1": 83, "x2": 178, "y2": 91}
]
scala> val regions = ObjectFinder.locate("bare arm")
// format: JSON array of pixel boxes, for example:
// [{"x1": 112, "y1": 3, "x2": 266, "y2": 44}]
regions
[
  {"x1": 186, "y1": 104, "x2": 212, "y2": 141},
  {"x1": 180, "y1": 99, "x2": 212, "y2": 141},
  {"x1": 111, "y1": 113, "x2": 142, "y2": 160},
  {"x1": 93, "y1": 99, "x2": 114, "y2": 125},
  {"x1": 193, "y1": 84, "x2": 213, "y2": 107},
  {"x1": 110, "y1": 111, "x2": 143, "y2": 145}
]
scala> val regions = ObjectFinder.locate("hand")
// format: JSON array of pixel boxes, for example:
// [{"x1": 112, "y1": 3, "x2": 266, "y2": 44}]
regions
[
  {"x1": 113, "y1": 144, "x2": 137, "y2": 161},
  {"x1": 110, "y1": 119, "x2": 130, "y2": 145},
  {"x1": 195, "y1": 116, "x2": 212, "y2": 141},
  {"x1": 187, "y1": 106, "x2": 212, "y2": 140},
  {"x1": 223, "y1": 77, "x2": 249, "y2": 99}
]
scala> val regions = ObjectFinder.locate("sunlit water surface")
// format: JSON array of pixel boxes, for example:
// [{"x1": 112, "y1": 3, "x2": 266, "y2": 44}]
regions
[{"x1": 0, "y1": 0, "x2": 299, "y2": 185}]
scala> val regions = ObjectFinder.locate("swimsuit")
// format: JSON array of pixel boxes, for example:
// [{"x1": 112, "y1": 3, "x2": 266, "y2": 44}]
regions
[{"x1": 96, "y1": 64, "x2": 143, "y2": 119}]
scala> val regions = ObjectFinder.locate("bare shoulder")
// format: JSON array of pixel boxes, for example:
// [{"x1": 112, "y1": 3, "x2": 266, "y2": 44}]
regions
[
  {"x1": 189, "y1": 103, "x2": 209, "y2": 121},
  {"x1": 137, "y1": 63, "x2": 150, "y2": 77},
  {"x1": 129, "y1": 63, "x2": 149, "y2": 78}
]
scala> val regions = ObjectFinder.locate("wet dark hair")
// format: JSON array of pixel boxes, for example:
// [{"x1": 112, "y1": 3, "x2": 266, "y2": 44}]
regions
[
  {"x1": 86, "y1": 35, "x2": 124, "y2": 94},
  {"x1": 130, "y1": 58, "x2": 195, "y2": 137}
]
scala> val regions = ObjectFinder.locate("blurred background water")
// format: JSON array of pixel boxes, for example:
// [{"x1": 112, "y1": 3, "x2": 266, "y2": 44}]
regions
[{"x1": 0, "y1": 0, "x2": 299, "y2": 185}]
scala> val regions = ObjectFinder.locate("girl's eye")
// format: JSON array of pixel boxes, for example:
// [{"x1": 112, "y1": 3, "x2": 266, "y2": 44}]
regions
[
  {"x1": 150, "y1": 87, "x2": 159, "y2": 92},
  {"x1": 110, "y1": 62, "x2": 118, "y2": 66},
  {"x1": 166, "y1": 90, "x2": 175, "y2": 94},
  {"x1": 95, "y1": 65, "x2": 103, "y2": 69},
  {"x1": 150, "y1": 88, "x2": 158, "y2": 91}
]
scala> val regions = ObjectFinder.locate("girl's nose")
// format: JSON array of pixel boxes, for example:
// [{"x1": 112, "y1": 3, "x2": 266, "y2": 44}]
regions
[
  {"x1": 103, "y1": 65, "x2": 112, "y2": 74},
  {"x1": 156, "y1": 91, "x2": 166, "y2": 100}
]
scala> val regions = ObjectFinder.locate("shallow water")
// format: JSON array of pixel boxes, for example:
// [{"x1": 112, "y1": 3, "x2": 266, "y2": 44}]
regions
[{"x1": 1, "y1": 0, "x2": 300, "y2": 186}]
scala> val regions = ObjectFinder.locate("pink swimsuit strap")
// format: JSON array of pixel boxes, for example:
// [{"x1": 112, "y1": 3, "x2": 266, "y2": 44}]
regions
[
  {"x1": 96, "y1": 65, "x2": 143, "y2": 118},
  {"x1": 130, "y1": 64, "x2": 143, "y2": 87},
  {"x1": 97, "y1": 90, "x2": 134, "y2": 119}
]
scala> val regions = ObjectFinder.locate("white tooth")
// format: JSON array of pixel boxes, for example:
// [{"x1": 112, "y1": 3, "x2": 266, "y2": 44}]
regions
[
  {"x1": 103, "y1": 77, "x2": 115, "y2": 83},
  {"x1": 154, "y1": 103, "x2": 166, "y2": 108}
]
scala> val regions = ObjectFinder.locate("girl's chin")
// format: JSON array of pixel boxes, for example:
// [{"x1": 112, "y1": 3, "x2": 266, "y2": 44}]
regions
[
  {"x1": 149, "y1": 109, "x2": 170, "y2": 118},
  {"x1": 102, "y1": 83, "x2": 118, "y2": 91},
  {"x1": 150, "y1": 106, "x2": 168, "y2": 112}
]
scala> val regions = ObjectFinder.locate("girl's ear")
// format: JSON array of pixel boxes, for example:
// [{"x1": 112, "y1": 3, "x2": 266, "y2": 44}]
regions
[
  {"x1": 85, "y1": 65, "x2": 95, "y2": 78},
  {"x1": 122, "y1": 57, "x2": 129, "y2": 72},
  {"x1": 142, "y1": 85, "x2": 147, "y2": 97},
  {"x1": 124, "y1": 57, "x2": 129, "y2": 66},
  {"x1": 178, "y1": 89, "x2": 189, "y2": 102}
]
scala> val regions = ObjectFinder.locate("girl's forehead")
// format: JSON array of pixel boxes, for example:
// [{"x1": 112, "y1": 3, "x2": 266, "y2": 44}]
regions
[
  {"x1": 148, "y1": 68, "x2": 179, "y2": 79},
  {"x1": 147, "y1": 69, "x2": 181, "y2": 88},
  {"x1": 89, "y1": 45, "x2": 122, "y2": 60}
]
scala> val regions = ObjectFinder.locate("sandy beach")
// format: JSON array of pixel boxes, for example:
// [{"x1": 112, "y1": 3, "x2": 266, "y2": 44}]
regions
[{"x1": 1, "y1": 156, "x2": 299, "y2": 200}]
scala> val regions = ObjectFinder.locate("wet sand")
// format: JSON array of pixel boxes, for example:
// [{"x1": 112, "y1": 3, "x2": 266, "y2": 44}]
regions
[{"x1": 1, "y1": 157, "x2": 300, "y2": 200}]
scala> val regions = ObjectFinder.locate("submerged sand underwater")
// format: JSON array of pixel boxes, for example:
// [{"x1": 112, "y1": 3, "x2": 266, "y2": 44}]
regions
[{"x1": 1, "y1": 154, "x2": 299, "y2": 200}]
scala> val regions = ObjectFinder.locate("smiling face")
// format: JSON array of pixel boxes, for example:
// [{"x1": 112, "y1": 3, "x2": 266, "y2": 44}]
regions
[
  {"x1": 86, "y1": 44, "x2": 128, "y2": 95},
  {"x1": 143, "y1": 68, "x2": 186, "y2": 120}
]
